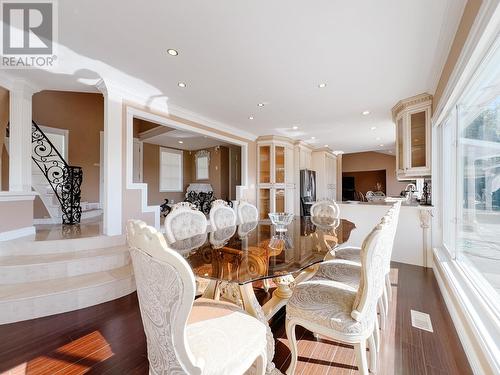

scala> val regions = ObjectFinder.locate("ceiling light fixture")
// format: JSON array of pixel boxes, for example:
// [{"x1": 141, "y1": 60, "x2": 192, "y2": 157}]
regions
[
  {"x1": 248, "y1": 116, "x2": 254, "y2": 120},
  {"x1": 370, "y1": 126, "x2": 377, "y2": 130},
  {"x1": 318, "y1": 83, "x2": 327, "y2": 88},
  {"x1": 167, "y1": 49, "x2": 178, "y2": 56},
  {"x1": 292, "y1": 125, "x2": 299, "y2": 130},
  {"x1": 311, "y1": 136, "x2": 316, "y2": 140},
  {"x1": 362, "y1": 110, "x2": 370, "y2": 115},
  {"x1": 257, "y1": 103, "x2": 265, "y2": 107},
  {"x1": 178, "y1": 140, "x2": 184, "y2": 144},
  {"x1": 178, "y1": 82, "x2": 187, "y2": 88},
  {"x1": 379, "y1": 144, "x2": 384, "y2": 147},
  {"x1": 324, "y1": 144, "x2": 329, "y2": 147}
]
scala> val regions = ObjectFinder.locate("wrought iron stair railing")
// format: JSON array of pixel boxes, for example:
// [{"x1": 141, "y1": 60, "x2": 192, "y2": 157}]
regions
[{"x1": 31, "y1": 121, "x2": 83, "y2": 224}]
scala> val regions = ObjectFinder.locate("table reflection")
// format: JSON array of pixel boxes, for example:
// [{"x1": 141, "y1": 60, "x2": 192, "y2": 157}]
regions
[{"x1": 169, "y1": 216, "x2": 355, "y2": 285}]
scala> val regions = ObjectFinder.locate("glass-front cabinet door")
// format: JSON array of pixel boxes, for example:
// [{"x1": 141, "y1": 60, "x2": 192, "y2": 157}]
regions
[
  {"x1": 392, "y1": 93, "x2": 432, "y2": 179},
  {"x1": 257, "y1": 139, "x2": 295, "y2": 216},
  {"x1": 259, "y1": 145, "x2": 271, "y2": 184}
]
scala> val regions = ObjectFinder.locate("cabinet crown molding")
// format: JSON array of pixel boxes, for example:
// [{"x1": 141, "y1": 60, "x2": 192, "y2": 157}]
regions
[{"x1": 391, "y1": 93, "x2": 433, "y2": 120}]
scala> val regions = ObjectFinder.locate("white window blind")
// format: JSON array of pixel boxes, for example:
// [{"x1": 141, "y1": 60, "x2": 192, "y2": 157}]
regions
[{"x1": 160, "y1": 148, "x2": 183, "y2": 192}]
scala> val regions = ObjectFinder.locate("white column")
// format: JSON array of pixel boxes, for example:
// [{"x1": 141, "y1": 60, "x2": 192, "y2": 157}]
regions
[
  {"x1": 97, "y1": 81, "x2": 123, "y2": 236},
  {"x1": 9, "y1": 81, "x2": 36, "y2": 192}
]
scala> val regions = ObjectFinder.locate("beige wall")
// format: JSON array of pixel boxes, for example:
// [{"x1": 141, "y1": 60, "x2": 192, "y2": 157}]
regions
[
  {"x1": 33, "y1": 91, "x2": 104, "y2": 205},
  {"x1": 0, "y1": 199, "x2": 33, "y2": 233},
  {"x1": 0, "y1": 87, "x2": 9, "y2": 191},
  {"x1": 433, "y1": 0, "x2": 483, "y2": 111},
  {"x1": 142, "y1": 143, "x2": 232, "y2": 206},
  {"x1": 342, "y1": 152, "x2": 407, "y2": 197}
]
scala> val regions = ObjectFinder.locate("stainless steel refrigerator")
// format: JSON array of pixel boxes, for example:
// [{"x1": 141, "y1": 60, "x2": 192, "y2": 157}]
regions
[{"x1": 300, "y1": 169, "x2": 316, "y2": 216}]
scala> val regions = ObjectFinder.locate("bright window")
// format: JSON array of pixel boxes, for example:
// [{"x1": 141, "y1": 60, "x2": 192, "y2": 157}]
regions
[
  {"x1": 196, "y1": 152, "x2": 209, "y2": 180},
  {"x1": 441, "y1": 40, "x2": 500, "y2": 305},
  {"x1": 159, "y1": 148, "x2": 183, "y2": 192}
]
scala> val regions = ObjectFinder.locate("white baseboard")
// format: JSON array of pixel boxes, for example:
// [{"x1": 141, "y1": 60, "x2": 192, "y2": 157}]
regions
[
  {"x1": 0, "y1": 226, "x2": 36, "y2": 241},
  {"x1": 432, "y1": 247, "x2": 500, "y2": 375}
]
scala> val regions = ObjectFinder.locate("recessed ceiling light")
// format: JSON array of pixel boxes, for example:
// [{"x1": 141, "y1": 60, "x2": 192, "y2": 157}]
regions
[
  {"x1": 292, "y1": 125, "x2": 299, "y2": 130},
  {"x1": 178, "y1": 82, "x2": 187, "y2": 88},
  {"x1": 370, "y1": 126, "x2": 377, "y2": 130},
  {"x1": 379, "y1": 144, "x2": 384, "y2": 147},
  {"x1": 362, "y1": 110, "x2": 370, "y2": 115},
  {"x1": 178, "y1": 140, "x2": 184, "y2": 144},
  {"x1": 324, "y1": 144, "x2": 329, "y2": 147},
  {"x1": 311, "y1": 136, "x2": 316, "y2": 140},
  {"x1": 248, "y1": 116, "x2": 254, "y2": 120},
  {"x1": 257, "y1": 103, "x2": 265, "y2": 107},
  {"x1": 167, "y1": 49, "x2": 178, "y2": 56},
  {"x1": 318, "y1": 83, "x2": 327, "y2": 88}
]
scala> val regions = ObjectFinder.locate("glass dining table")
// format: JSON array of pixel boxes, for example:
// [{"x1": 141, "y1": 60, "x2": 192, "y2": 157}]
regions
[{"x1": 169, "y1": 215, "x2": 356, "y2": 374}]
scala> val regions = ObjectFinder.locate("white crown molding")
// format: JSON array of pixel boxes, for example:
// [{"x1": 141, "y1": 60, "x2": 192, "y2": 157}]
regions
[
  {"x1": 0, "y1": 191, "x2": 38, "y2": 201},
  {"x1": 167, "y1": 103, "x2": 257, "y2": 141},
  {"x1": 433, "y1": 0, "x2": 500, "y2": 126},
  {"x1": 0, "y1": 73, "x2": 41, "y2": 96}
]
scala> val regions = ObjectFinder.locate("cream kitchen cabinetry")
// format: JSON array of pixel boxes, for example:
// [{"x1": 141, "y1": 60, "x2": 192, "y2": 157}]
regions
[
  {"x1": 312, "y1": 149, "x2": 337, "y2": 200},
  {"x1": 257, "y1": 136, "x2": 295, "y2": 219},
  {"x1": 392, "y1": 93, "x2": 432, "y2": 180}
]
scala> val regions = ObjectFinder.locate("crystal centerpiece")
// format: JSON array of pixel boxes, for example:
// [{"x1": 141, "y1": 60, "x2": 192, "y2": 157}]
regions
[{"x1": 268, "y1": 212, "x2": 294, "y2": 232}]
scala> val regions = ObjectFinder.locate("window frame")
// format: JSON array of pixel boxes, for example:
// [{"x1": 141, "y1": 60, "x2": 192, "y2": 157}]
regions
[
  {"x1": 195, "y1": 150, "x2": 210, "y2": 181},
  {"x1": 159, "y1": 147, "x2": 183, "y2": 193}
]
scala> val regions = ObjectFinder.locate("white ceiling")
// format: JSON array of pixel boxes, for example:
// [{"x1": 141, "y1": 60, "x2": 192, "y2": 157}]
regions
[
  {"x1": 142, "y1": 129, "x2": 235, "y2": 151},
  {"x1": 1, "y1": 0, "x2": 465, "y2": 152}
]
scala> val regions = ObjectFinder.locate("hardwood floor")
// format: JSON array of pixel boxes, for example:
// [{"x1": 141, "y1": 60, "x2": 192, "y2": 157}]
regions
[{"x1": 0, "y1": 262, "x2": 472, "y2": 375}]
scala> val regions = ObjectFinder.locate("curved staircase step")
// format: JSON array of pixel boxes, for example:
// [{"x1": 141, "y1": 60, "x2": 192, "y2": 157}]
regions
[
  {"x1": 0, "y1": 264, "x2": 135, "y2": 324},
  {"x1": 0, "y1": 245, "x2": 130, "y2": 284},
  {"x1": 0, "y1": 235, "x2": 125, "y2": 256}
]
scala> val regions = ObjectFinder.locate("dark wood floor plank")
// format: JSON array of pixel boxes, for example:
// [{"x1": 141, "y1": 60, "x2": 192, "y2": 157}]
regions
[{"x1": 0, "y1": 262, "x2": 473, "y2": 375}]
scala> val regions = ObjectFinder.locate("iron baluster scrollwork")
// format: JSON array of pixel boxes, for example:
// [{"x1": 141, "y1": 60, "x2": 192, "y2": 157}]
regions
[{"x1": 31, "y1": 121, "x2": 83, "y2": 224}]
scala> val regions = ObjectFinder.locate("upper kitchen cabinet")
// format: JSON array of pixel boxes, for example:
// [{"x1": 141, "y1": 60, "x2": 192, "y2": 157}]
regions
[
  {"x1": 392, "y1": 93, "x2": 432, "y2": 180},
  {"x1": 312, "y1": 149, "x2": 337, "y2": 201}
]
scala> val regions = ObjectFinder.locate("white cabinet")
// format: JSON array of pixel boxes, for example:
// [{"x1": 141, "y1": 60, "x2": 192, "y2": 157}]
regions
[
  {"x1": 392, "y1": 93, "x2": 432, "y2": 180},
  {"x1": 312, "y1": 150, "x2": 337, "y2": 200},
  {"x1": 257, "y1": 137, "x2": 295, "y2": 218}
]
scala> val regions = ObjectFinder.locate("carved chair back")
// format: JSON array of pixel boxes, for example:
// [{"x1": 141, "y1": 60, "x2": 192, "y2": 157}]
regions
[
  {"x1": 209, "y1": 199, "x2": 236, "y2": 230},
  {"x1": 310, "y1": 199, "x2": 340, "y2": 219},
  {"x1": 165, "y1": 202, "x2": 208, "y2": 243},
  {"x1": 126, "y1": 220, "x2": 201, "y2": 375}
]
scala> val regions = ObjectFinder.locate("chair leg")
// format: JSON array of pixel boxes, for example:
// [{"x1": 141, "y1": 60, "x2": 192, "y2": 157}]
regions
[
  {"x1": 374, "y1": 318, "x2": 380, "y2": 353},
  {"x1": 285, "y1": 319, "x2": 298, "y2": 375},
  {"x1": 354, "y1": 339, "x2": 369, "y2": 375},
  {"x1": 368, "y1": 334, "x2": 377, "y2": 373},
  {"x1": 263, "y1": 278, "x2": 271, "y2": 292},
  {"x1": 378, "y1": 298, "x2": 386, "y2": 331},
  {"x1": 385, "y1": 274, "x2": 392, "y2": 301},
  {"x1": 382, "y1": 287, "x2": 389, "y2": 317},
  {"x1": 255, "y1": 349, "x2": 267, "y2": 375}
]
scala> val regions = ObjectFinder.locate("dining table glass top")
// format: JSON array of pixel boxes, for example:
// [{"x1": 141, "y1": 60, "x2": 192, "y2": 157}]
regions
[{"x1": 168, "y1": 216, "x2": 356, "y2": 285}]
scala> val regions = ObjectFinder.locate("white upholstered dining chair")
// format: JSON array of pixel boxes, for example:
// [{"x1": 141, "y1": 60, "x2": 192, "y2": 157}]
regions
[
  {"x1": 127, "y1": 220, "x2": 267, "y2": 375},
  {"x1": 210, "y1": 199, "x2": 237, "y2": 230},
  {"x1": 285, "y1": 220, "x2": 389, "y2": 375},
  {"x1": 237, "y1": 201, "x2": 259, "y2": 223},
  {"x1": 164, "y1": 202, "x2": 208, "y2": 244},
  {"x1": 310, "y1": 199, "x2": 340, "y2": 219},
  {"x1": 321, "y1": 201, "x2": 401, "y2": 330}
]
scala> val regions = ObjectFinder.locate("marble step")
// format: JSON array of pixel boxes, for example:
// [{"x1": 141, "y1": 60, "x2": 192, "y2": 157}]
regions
[
  {"x1": 0, "y1": 245, "x2": 130, "y2": 284},
  {"x1": 0, "y1": 264, "x2": 135, "y2": 324},
  {"x1": 0, "y1": 234, "x2": 126, "y2": 256}
]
